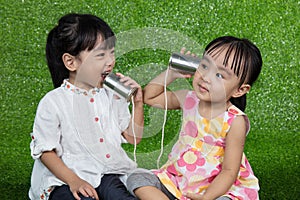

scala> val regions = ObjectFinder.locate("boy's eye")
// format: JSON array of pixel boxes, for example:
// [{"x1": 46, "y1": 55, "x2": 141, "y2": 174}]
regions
[{"x1": 96, "y1": 53, "x2": 105, "y2": 57}]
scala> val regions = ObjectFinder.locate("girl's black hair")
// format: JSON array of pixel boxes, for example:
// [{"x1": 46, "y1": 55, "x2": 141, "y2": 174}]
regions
[
  {"x1": 46, "y1": 13, "x2": 116, "y2": 88},
  {"x1": 205, "y1": 36, "x2": 262, "y2": 111}
]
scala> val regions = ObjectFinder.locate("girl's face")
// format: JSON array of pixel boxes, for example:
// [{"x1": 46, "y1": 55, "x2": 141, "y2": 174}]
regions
[
  {"x1": 74, "y1": 37, "x2": 115, "y2": 89},
  {"x1": 192, "y1": 50, "x2": 241, "y2": 104}
]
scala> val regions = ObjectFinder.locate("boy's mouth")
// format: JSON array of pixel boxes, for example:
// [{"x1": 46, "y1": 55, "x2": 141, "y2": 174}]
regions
[{"x1": 101, "y1": 71, "x2": 110, "y2": 80}]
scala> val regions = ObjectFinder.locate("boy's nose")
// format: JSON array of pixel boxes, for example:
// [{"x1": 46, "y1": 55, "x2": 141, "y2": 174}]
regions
[{"x1": 106, "y1": 55, "x2": 115, "y2": 66}]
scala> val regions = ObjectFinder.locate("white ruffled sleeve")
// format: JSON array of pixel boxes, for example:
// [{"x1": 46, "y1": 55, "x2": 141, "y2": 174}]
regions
[{"x1": 30, "y1": 94, "x2": 63, "y2": 159}]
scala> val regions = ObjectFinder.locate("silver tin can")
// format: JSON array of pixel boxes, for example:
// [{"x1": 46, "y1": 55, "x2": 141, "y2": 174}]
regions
[
  {"x1": 169, "y1": 52, "x2": 201, "y2": 74},
  {"x1": 103, "y1": 73, "x2": 137, "y2": 102}
]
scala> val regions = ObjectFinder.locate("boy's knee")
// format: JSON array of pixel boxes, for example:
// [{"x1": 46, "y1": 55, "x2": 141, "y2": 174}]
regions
[{"x1": 127, "y1": 168, "x2": 160, "y2": 195}]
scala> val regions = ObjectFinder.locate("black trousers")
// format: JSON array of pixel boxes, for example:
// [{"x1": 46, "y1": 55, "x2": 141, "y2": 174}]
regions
[{"x1": 49, "y1": 174, "x2": 137, "y2": 200}]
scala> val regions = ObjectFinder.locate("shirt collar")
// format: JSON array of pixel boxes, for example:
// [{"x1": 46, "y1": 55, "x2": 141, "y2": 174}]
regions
[{"x1": 61, "y1": 79, "x2": 102, "y2": 96}]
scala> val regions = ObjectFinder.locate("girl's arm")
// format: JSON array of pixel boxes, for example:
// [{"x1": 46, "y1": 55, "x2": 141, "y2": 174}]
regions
[
  {"x1": 40, "y1": 151, "x2": 99, "y2": 200},
  {"x1": 186, "y1": 116, "x2": 247, "y2": 200},
  {"x1": 143, "y1": 69, "x2": 190, "y2": 110}
]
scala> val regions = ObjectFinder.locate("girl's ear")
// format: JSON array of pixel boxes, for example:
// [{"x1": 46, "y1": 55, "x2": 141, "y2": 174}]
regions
[
  {"x1": 232, "y1": 84, "x2": 251, "y2": 98},
  {"x1": 62, "y1": 53, "x2": 77, "y2": 72}
]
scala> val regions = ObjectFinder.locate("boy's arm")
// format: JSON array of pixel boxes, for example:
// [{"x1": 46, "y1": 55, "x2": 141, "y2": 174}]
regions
[
  {"x1": 117, "y1": 73, "x2": 144, "y2": 144},
  {"x1": 40, "y1": 151, "x2": 99, "y2": 200},
  {"x1": 122, "y1": 100, "x2": 144, "y2": 144}
]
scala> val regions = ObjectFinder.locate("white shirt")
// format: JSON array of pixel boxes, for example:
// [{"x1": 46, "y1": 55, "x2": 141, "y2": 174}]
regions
[{"x1": 29, "y1": 80, "x2": 137, "y2": 200}]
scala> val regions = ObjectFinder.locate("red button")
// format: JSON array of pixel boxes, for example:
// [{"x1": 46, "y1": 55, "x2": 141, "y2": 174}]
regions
[
  {"x1": 106, "y1": 154, "x2": 110, "y2": 158},
  {"x1": 31, "y1": 135, "x2": 34, "y2": 140},
  {"x1": 95, "y1": 117, "x2": 99, "y2": 122},
  {"x1": 99, "y1": 138, "x2": 104, "y2": 143},
  {"x1": 90, "y1": 98, "x2": 94, "y2": 103}
]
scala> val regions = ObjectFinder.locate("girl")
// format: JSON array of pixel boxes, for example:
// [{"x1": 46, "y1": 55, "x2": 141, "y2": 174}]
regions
[
  {"x1": 29, "y1": 13, "x2": 143, "y2": 200},
  {"x1": 127, "y1": 36, "x2": 262, "y2": 200}
]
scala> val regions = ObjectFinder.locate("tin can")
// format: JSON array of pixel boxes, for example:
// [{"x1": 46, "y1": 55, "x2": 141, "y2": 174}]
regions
[
  {"x1": 103, "y1": 73, "x2": 137, "y2": 102},
  {"x1": 168, "y1": 52, "x2": 201, "y2": 74}
]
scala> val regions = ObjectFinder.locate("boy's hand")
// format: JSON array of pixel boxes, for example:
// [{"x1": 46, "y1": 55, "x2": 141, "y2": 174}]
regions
[
  {"x1": 116, "y1": 72, "x2": 143, "y2": 103},
  {"x1": 69, "y1": 177, "x2": 99, "y2": 200}
]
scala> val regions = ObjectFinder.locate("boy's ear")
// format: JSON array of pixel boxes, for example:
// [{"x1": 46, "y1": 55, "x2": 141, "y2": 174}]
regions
[
  {"x1": 62, "y1": 53, "x2": 77, "y2": 71},
  {"x1": 232, "y1": 84, "x2": 251, "y2": 98}
]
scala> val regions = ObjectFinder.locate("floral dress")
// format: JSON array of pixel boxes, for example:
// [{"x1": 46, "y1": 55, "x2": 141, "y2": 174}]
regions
[{"x1": 153, "y1": 91, "x2": 259, "y2": 200}]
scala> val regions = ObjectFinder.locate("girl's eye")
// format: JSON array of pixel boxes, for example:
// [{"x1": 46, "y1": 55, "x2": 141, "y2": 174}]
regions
[
  {"x1": 216, "y1": 73, "x2": 224, "y2": 79},
  {"x1": 202, "y1": 64, "x2": 208, "y2": 69}
]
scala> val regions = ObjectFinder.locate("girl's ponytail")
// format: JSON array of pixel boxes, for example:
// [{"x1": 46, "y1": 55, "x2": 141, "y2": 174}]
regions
[{"x1": 230, "y1": 95, "x2": 246, "y2": 112}]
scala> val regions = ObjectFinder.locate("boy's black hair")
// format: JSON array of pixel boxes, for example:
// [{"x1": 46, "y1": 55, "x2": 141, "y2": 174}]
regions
[
  {"x1": 46, "y1": 13, "x2": 116, "y2": 88},
  {"x1": 205, "y1": 36, "x2": 262, "y2": 111}
]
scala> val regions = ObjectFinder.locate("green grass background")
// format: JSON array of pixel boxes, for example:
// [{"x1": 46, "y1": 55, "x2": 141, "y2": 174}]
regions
[{"x1": 1, "y1": 0, "x2": 299, "y2": 199}]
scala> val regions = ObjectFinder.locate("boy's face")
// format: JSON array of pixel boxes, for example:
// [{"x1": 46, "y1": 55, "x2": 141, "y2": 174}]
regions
[{"x1": 74, "y1": 36, "x2": 115, "y2": 89}]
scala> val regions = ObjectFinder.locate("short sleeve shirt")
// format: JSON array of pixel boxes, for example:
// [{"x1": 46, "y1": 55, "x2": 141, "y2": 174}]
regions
[{"x1": 29, "y1": 80, "x2": 137, "y2": 200}]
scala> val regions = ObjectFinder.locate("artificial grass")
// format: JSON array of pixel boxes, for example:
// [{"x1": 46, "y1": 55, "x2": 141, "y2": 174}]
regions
[{"x1": 1, "y1": 0, "x2": 299, "y2": 199}]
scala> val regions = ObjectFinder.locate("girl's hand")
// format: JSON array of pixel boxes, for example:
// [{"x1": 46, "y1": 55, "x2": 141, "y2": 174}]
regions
[
  {"x1": 168, "y1": 47, "x2": 199, "y2": 79},
  {"x1": 184, "y1": 192, "x2": 205, "y2": 200},
  {"x1": 69, "y1": 177, "x2": 99, "y2": 200},
  {"x1": 168, "y1": 67, "x2": 193, "y2": 79},
  {"x1": 116, "y1": 72, "x2": 143, "y2": 103},
  {"x1": 180, "y1": 47, "x2": 198, "y2": 57}
]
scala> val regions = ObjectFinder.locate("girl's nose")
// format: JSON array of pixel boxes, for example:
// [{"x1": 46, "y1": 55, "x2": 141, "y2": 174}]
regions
[{"x1": 201, "y1": 71, "x2": 210, "y2": 83}]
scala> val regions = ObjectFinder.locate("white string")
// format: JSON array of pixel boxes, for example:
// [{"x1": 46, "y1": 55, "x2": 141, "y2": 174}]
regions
[
  {"x1": 156, "y1": 67, "x2": 169, "y2": 168},
  {"x1": 131, "y1": 96, "x2": 137, "y2": 163}
]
